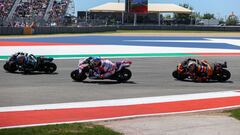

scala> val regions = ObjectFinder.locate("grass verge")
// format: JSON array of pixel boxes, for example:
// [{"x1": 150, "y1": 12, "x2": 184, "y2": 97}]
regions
[
  {"x1": 0, "y1": 123, "x2": 122, "y2": 135},
  {"x1": 225, "y1": 109, "x2": 240, "y2": 120}
]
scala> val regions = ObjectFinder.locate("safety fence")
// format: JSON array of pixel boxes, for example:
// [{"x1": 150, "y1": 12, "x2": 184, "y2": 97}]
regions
[
  {"x1": 0, "y1": 26, "x2": 117, "y2": 35},
  {"x1": 118, "y1": 25, "x2": 240, "y2": 32},
  {"x1": 0, "y1": 25, "x2": 240, "y2": 35}
]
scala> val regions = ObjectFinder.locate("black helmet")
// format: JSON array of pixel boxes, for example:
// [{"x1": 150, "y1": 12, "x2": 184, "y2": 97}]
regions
[{"x1": 17, "y1": 55, "x2": 25, "y2": 65}]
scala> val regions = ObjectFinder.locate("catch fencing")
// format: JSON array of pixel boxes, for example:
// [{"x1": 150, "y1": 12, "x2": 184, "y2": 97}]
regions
[{"x1": 1, "y1": 25, "x2": 240, "y2": 35}]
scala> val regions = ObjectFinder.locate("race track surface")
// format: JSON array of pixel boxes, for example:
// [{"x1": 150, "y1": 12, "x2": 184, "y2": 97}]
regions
[{"x1": 0, "y1": 56, "x2": 239, "y2": 107}]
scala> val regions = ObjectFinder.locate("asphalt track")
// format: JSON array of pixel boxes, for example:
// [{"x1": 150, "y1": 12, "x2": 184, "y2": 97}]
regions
[{"x1": 0, "y1": 56, "x2": 240, "y2": 107}]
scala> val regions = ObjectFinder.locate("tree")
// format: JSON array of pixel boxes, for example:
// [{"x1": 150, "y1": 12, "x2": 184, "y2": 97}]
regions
[
  {"x1": 179, "y1": 3, "x2": 193, "y2": 10},
  {"x1": 164, "y1": 14, "x2": 172, "y2": 19},
  {"x1": 202, "y1": 13, "x2": 215, "y2": 19},
  {"x1": 174, "y1": 3, "x2": 193, "y2": 24},
  {"x1": 218, "y1": 18, "x2": 225, "y2": 25},
  {"x1": 226, "y1": 13, "x2": 238, "y2": 26},
  {"x1": 191, "y1": 12, "x2": 201, "y2": 19}
]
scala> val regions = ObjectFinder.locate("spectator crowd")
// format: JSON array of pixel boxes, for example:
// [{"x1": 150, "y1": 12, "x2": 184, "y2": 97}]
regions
[
  {"x1": 1, "y1": 0, "x2": 70, "y2": 27},
  {"x1": 48, "y1": 0, "x2": 69, "y2": 26},
  {"x1": 0, "y1": 0, "x2": 16, "y2": 19},
  {"x1": 14, "y1": 0, "x2": 49, "y2": 19}
]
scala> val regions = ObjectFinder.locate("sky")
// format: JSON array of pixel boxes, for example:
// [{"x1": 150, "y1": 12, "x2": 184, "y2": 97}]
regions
[{"x1": 74, "y1": 0, "x2": 240, "y2": 19}]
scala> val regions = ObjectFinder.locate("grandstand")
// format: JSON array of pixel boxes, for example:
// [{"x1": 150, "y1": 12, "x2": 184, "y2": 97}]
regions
[{"x1": 0, "y1": 0, "x2": 74, "y2": 27}]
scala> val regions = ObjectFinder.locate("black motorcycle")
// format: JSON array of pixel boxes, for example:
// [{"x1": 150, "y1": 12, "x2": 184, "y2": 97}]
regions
[
  {"x1": 71, "y1": 60, "x2": 132, "y2": 82},
  {"x1": 3, "y1": 56, "x2": 57, "y2": 74},
  {"x1": 172, "y1": 62, "x2": 231, "y2": 82}
]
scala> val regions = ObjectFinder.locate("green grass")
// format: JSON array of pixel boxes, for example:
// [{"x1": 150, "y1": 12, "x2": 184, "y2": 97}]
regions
[
  {"x1": 0, "y1": 123, "x2": 122, "y2": 135},
  {"x1": 225, "y1": 109, "x2": 240, "y2": 120}
]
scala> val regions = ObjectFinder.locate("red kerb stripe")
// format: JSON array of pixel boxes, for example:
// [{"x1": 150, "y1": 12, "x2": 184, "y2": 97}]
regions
[
  {"x1": 191, "y1": 52, "x2": 240, "y2": 56},
  {"x1": 0, "y1": 41, "x2": 94, "y2": 46},
  {"x1": 0, "y1": 96, "x2": 240, "y2": 128}
]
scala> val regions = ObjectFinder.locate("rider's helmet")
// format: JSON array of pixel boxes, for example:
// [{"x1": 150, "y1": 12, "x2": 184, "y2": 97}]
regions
[
  {"x1": 16, "y1": 55, "x2": 25, "y2": 65},
  {"x1": 91, "y1": 56, "x2": 101, "y2": 67},
  {"x1": 187, "y1": 61, "x2": 198, "y2": 73}
]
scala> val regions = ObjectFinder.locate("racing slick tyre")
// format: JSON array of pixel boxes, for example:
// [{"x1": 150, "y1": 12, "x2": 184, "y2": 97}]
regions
[
  {"x1": 217, "y1": 69, "x2": 231, "y2": 82},
  {"x1": 116, "y1": 68, "x2": 132, "y2": 82},
  {"x1": 71, "y1": 69, "x2": 87, "y2": 82},
  {"x1": 44, "y1": 63, "x2": 57, "y2": 73},
  {"x1": 172, "y1": 70, "x2": 187, "y2": 80},
  {"x1": 3, "y1": 63, "x2": 8, "y2": 71},
  {"x1": 4, "y1": 62, "x2": 17, "y2": 73},
  {"x1": 172, "y1": 70, "x2": 178, "y2": 79}
]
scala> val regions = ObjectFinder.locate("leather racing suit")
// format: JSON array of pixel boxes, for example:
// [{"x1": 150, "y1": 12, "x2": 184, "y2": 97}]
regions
[
  {"x1": 93, "y1": 59, "x2": 116, "y2": 79},
  {"x1": 178, "y1": 58, "x2": 213, "y2": 81}
]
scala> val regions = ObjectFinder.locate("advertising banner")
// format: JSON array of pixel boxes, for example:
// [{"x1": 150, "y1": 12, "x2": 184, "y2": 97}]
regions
[{"x1": 126, "y1": 0, "x2": 148, "y2": 13}]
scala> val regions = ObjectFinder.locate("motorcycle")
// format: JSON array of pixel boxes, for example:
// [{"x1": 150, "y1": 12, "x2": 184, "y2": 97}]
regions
[
  {"x1": 172, "y1": 61, "x2": 231, "y2": 82},
  {"x1": 71, "y1": 60, "x2": 132, "y2": 82},
  {"x1": 3, "y1": 56, "x2": 57, "y2": 74}
]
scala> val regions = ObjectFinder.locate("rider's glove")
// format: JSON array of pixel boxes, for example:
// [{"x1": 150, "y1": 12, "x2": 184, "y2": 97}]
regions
[
  {"x1": 93, "y1": 72, "x2": 100, "y2": 77},
  {"x1": 99, "y1": 74, "x2": 104, "y2": 79}
]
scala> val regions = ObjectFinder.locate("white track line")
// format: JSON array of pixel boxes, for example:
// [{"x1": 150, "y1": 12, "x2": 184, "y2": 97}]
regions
[
  {"x1": 0, "y1": 90, "x2": 240, "y2": 113},
  {"x1": 1, "y1": 45, "x2": 240, "y2": 56}
]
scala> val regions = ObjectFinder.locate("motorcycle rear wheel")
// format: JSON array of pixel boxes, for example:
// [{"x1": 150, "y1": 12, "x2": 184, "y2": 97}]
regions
[
  {"x1": 116, "y1": 68, "x2": 132, "y2": 82},
  {"x1": 44, "y1": 63, "x2": 57, "y2": 73},
  {"x1": 217, "y1": 69, "x2": 231, "y2": 82}
]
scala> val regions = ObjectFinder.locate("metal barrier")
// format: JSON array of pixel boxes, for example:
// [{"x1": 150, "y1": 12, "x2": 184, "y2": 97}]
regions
[
  {"x1": 0, "y1": 26, "x2": 117, "y2": 35},
  {"x1": 33, "y1": 26, "x2": 117, "y2": 34},
  {"x1": 1, "y1": 25, "x2": 240, "y2": 35},
  {"x1": 0, "y1": 27, "x2": 23, "y2": 35},
  {"x1": 118, "y1": 25, "x2": 240, "y2": 31}
]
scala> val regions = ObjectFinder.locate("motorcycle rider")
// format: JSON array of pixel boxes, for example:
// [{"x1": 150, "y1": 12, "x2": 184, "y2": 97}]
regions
[
  {"x1": 90, "y1": 56, "x2": 116, "y2": 79},
  {"x1": 78, "y1": 57, "x2": 92, "y2": 68},
  {"x1": 178, "y1": 58, "x2": 213, "y2": 81},
  {"x1": 16, "y1": 52, "x2": 37, "y2": 72},
  {"x1": 177, "y1": 58, "x2": 200, "y2": 73},
  {"x1": 8, "y1": 52, "x2": 24, "y2": 62}
]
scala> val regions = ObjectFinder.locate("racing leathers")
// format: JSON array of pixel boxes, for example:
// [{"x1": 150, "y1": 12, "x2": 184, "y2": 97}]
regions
[
  {"x1": 193, "y1": 60, "x2": 213, "y2": 81},
  {"x1": 9, "y1": 52, "x2": 25, "y2": 62},
  {"x1": 91, "y1": 59, "x2": 116, "y2": 79},
  {"x1": 16, "y1": 53, "x2": 37, "y2": 72},
  {"x1": 178, "y1": 58, "x2": 213, "y2": 81}
]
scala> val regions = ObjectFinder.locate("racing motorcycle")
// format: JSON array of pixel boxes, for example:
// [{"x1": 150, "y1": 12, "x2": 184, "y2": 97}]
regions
[
  {"x1": 71, "y1": 60, "x2": 132, "y2": 82},
  {"x1": 3, "y1": 56, "x2": 57, "y2": 74},
  {"x1": 172, "y1": 61, "x2": 231, "y2": 82}
]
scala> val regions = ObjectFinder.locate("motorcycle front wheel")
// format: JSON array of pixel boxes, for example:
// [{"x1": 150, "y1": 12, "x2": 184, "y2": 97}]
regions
[
  {"x1": 3, "y1": 63, "x2": 8, "y2": 71},
  {"x1": 4, "y1": 62, "x2": 17, "y2": 73},
  {"x1": 172, "y1": 70, "x2": 187, "y2": 80},
  {"x1": 71, "y1": 69, "x2": 87, "y2": 82}
]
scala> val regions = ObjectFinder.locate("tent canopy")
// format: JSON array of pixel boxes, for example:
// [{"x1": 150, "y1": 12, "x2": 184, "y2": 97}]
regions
[{"x1": 89, "y1": 3, "x2": 192, "y2": 14}]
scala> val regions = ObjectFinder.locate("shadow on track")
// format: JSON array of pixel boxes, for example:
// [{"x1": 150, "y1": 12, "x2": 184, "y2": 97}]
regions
[
  {"x1": 4, "y1": 71, "x2": 59, "y2": 75},
  {"x1": 173, "y1": 79, "x2": 234, "y2": 84},
  {"x1": 73, "y1": 80, "x2": 137, "y2": 85}
]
